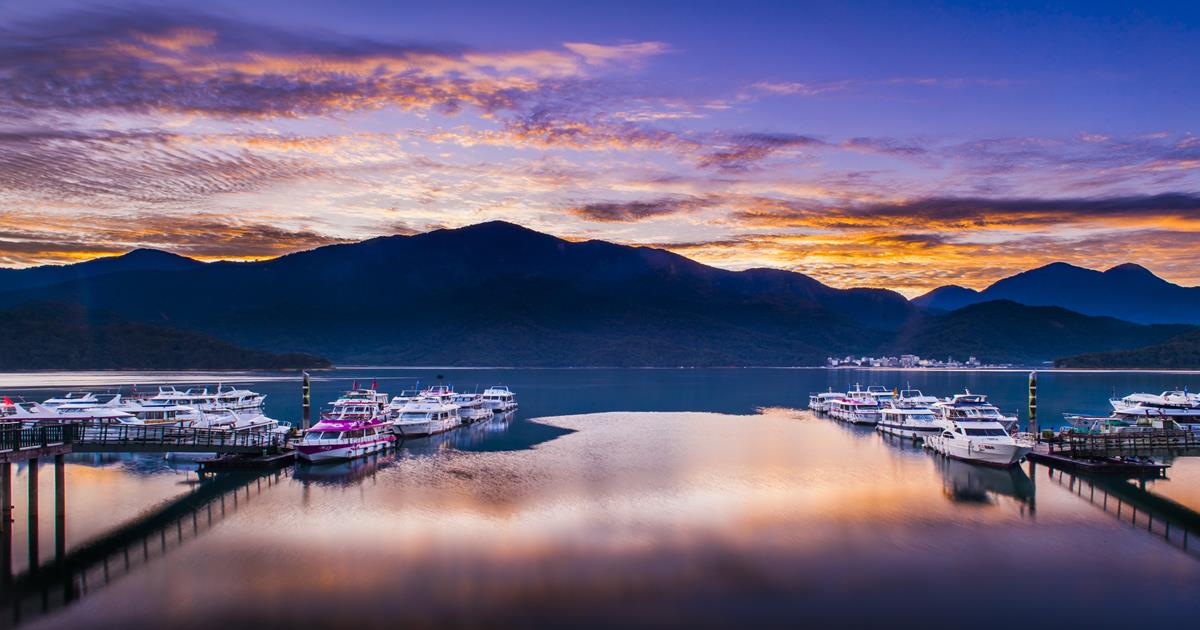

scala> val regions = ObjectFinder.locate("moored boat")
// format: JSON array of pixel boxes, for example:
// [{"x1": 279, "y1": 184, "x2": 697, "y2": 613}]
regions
[
  {"x1": 932, "y1": 391, "x2": 1019, "y2": 434},
  {"x1": 452, "y1": 393, "x2": 494, "y2": 423},
  {"x1": 924, "y1": 420, "x2": 1033, "y2": 467},
  {"x1": 876, "y1": 406, "x2": 941, "y2": 440},
  {"x1": 808, "y1": 390, "x2": 844, "y2": 413},
  {"x1": 392, "y1": 397, "x2": 461, "y2": 437},
  {"x1": 481, "y1": 386, "x2": 517, "y2": 413}
]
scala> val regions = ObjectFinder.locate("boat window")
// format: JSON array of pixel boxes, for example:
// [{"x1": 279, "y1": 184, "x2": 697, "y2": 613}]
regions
[
  {"x1": 964, "y1": 428, "x2": 1008, "y2": 436},
  {"x1": 942, "y1": 432, "x2": 954, "y2": 438}
]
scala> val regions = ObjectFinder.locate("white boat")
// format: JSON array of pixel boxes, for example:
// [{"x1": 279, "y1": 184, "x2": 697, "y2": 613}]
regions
[
  {"x1": 8, "y1": 401, "x2": 135, "y2": 427},
  {"x1": 932, "y1": 391, "x2": 1018, "y2": 434},
  {"x1": 864, "y1": 385, "x2": 896, "y2": 404},
  {"x1": 896, "y1": 388, "x2": 939, "y2": 408},
  {"x1": 392, "y1": 398, "x2": 461, "y2": 437},
  {"x1": 876, "y1": 406, "x2": 941, "y2": 440},
  {"x1": 829, "y1": 397, "x2": 880, "y2": 425},
  {"x1": 297, "y1": 414, "x2": 394, "y2": 463},
  {"x1": 481, "y1": 386, "x2": 517, "y2": 413},
  {"x1": 140, "y1": 384, "x2": 266, "y2": 413},
  {"x1": 41, "y1": 391, "x2": 101, "y2": 409},
  {"x1": 420, "y1": 385, "x2": 456, "y2": 403},
  {"x1": 1066, "y1": 389, "x2": 1200, "y2": 434},
  {"x1": 452, "y1": 393, "x2": 494, "y2": 423},
  {"x1": 331, "y1": 386, "x2": 390, "y2": 415},
  {"x1": 808, "y1": 390, "x2": 844, "y2": 413},
  {"x1": 924, "y1": 420, "x2": 1033, "y2": 467}
]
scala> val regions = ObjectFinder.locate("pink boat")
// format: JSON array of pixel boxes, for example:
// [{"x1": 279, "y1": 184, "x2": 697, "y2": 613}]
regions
[{"x1": 297, "y1": 395, "x2": 395, "y2": 462}]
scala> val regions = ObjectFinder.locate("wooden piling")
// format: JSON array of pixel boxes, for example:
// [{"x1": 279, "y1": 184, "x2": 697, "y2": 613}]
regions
[
  {"x1": 302, "y1": 371, "x2": 311, "y2": 432},
  {"x1": 1028, "y1": 370, "x2": 1038, "y2": 435}
]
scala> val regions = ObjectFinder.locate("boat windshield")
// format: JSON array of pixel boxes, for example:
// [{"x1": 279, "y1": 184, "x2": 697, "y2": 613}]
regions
[
  {"x1": 307, "y1": 431, "x2": 342, "y2": 440},
  {"x1": 963, "y1": 428, "x2": 1008, "y2": 436}
]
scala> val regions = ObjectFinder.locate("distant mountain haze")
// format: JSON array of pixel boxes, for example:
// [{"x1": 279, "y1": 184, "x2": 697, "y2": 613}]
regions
[
  {"x1": 913, "y1": 262, "x2": 1200, "y2": 324},
  {"x1": 0, "y1": 222, "x2": 1192, "y2": 367}
]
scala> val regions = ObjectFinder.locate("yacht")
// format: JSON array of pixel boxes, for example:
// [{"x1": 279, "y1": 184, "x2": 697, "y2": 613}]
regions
[
  {"x1": 42, "y1": 391, "x2": 101, "y2": 409},
  {"x1": 392, "y1": 397, "x2": 462, "y2": 437},
  {"x1": 924, "y1": 420, "x2": 1034, "y2": 467},
  {"x1": 481, "y1": 386, "x2": 518, "y2": 413},
  {"x1": 8, "y1": 401, "x2": 135, "y2": 427},
  {"x1": 932, "y1": 391, "x2": 1018, "y2": 434},
  {"x1": 452, "y1": 393, "x2": 494, "y2": 423},
  {"x1": 331, "y1": 386, "x2": 390, "y2": 416},
  {"x1": 141, "y1": 385, "x2": 266, "y2": 413},
  {"x1": 828, "y1": 396, "x2": 880, "y2": 425},
  {"x1": 420, "y1": 385, "x2": 456, "y2": 403},
  {"x1": 876, "y1": 406, "x2": 941, "y2": 440},
  {"x1": 808, "y1": 390, "x2": 845, "y2": 413},
  {"x1": 896, "y1": 388, "x2": 939, "y2": 409},
  {"x1": 296, "y1": 414, "x2": 394, "y2": 463},
  {"x1": 864, "y1": 385, "x2": 896, "y2": 405},
  {"x1": 1066, "y1": 389, "x2": 1200, "y2": 433}
]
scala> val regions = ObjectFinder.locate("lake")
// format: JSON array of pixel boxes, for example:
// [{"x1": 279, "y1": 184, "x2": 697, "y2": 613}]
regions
[{"x1": 2, "y1": 367, "x2": 1200, "y2": 628}]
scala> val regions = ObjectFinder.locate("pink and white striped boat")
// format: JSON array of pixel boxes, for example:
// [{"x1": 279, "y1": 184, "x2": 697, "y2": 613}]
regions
[{"x1": 297, "y1": 392, "x2": 395, "y2": 462}]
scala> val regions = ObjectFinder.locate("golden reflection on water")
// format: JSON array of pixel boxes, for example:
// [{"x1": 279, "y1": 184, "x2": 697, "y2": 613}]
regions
[{"x1": 23, "y1": 410, "x2": 1200, "y2": 628}]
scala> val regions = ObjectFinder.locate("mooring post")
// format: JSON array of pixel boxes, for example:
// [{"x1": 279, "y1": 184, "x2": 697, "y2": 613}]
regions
[
  {"x1": 28, "y1": 458, "x2": 39, "y2": 572},
  {"x1": 54, "y1": 453, "x2": 66, "y2": 562},
  {"x1": 302, "y1": 371, "x2": 312, "y2": 432},
  {"x1": 1028, "y1": 370, "x2": 1038, "y2": 437},
  {"x1": 1, "y1": 461, "x2": 12, "y2": 586}
]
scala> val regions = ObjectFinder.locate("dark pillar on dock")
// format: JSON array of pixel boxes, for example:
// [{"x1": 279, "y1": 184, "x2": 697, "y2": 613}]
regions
[
  {"x1": 1, "y1": 462, "x2": 11, "y2": 586},
  {"x1": 1028, "y1": 370, "x2": 1038, "y2": 436},
  {"x1": 302, "y1": 371, "x2": 312, "y2": 431},
  {"x1": 54, "y1": 454, "x2": 65, "y2": 562},
  {"x1": 28, "y1": 458, "x2": 39, "y2": 572}
]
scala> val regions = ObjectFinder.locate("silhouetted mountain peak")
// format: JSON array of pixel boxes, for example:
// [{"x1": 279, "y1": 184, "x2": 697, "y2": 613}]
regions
[{"x1": 1103, "y1": 262, "x2": 1162, "y2": 281}]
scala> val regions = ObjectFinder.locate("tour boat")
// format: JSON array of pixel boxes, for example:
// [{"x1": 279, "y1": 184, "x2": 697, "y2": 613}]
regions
[
  {"x1": 41, "y1": 391, "x2": 101, "y2": 409},
  {"x1": 481, "y1": 386, "x2": 518, "y2": 413},
  {"x1": 1066, "y1": 389, "x2": 1200, "y2": 433},
  {"x1": 297, "y1": 400, "x2": 393, "y2": 462},
  {"x1": 452, "y1": 393, "x2": 494, "y2": 423},
  {"x1": 876, "y1": 406, "x2": 941, "y2": 440},
  {"x1": 896, "y1": 388, "x2": 939, "y2": 408},
  {"x1": 864, "y1": 385, "x2": 897, "y2": 404},
  {"x1": 808, "y1": 390, "x2": 844, "y2": 413},
  {"x1": 392, "y1": 397, "x2": 461, "y2": 437},
  {"x1": 331, "y1": 385, "x2": 390, "y2": 415},
  {"x1": 931, "y1": 391, "x2": 1019, "y2": 434},
  {"x1": 142, "y1": 384, "x2": 266, "y2": 413},
  {"x1": 924, "y1": 420, "x2": 1033, "y2": 467},
  {"x1": 420, "y1": 385, "x2": 456, "y2": 403},
  {"x1": 828, "y1": 396, "x2": 880, "y2": 425},
  {"x1": 8, "y1": 401, "x2": 135, "y2": 427}
]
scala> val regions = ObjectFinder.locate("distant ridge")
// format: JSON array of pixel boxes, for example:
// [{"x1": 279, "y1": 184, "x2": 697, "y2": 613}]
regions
[
  {"x1": 912, "y1": 262, "x2": 1200, "y2": 324},
  {"x1": 0, "y1": 222, "x2": 1193, "y2": 366},
  {"x1": 0, "y1": 248, "x2": 203, "y2": 293}
]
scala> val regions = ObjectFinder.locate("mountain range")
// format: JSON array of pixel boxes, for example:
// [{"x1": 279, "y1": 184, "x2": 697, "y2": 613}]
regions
[
  {"x1": 0, "y1": 221, "x2": 1193, "y2": 367},
  {"x1": 913, "y1": 262, "x2": 1200, "y2": 324}
]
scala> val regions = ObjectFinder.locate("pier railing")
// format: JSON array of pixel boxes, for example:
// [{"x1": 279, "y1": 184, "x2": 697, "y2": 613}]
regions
[
  {"x1": 2, "y1": 423, "x2": 286, "y2": 457},
  {"x1": 1049, "y1": 429, "x2": 1200, "y2": 457},
  {"x1": 0, "y1": 423, "x2": 77, "y2": 455}
]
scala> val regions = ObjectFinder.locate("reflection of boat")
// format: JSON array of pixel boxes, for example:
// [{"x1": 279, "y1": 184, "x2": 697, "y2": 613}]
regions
[
  {"x1": 293, "y1": 452, "x2": 389, "y2": 484},
  {"x1": 925, "y1": 420, "x2": 1033, "y2": 467},
  {"x1": 935, "y1": 455, "x2": 1034, "y2": 505}
]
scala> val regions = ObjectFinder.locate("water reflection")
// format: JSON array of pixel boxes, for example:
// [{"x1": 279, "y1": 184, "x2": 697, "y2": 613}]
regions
[
  {"x1": 934, "y1": 455, "x2": 1036, "y2": 510},
  {"x1": 6, "y1": 409, "x2": 1200, "y2": 628}
]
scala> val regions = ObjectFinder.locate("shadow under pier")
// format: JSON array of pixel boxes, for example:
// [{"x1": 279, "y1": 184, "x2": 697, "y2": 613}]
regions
[{"x1": 0, "y1": 469, "x2": 285, "y2": 629}]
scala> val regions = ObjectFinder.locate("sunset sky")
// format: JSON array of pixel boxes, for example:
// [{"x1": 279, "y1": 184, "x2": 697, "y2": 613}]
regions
[{"x1": 0, "y1": 0, "x2": 1197, "y2": 295}]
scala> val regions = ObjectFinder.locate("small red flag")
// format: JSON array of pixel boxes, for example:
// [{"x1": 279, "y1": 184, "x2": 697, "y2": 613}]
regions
[{"x1": 2, "y1": 396, "x2": 12, "y2": 405}]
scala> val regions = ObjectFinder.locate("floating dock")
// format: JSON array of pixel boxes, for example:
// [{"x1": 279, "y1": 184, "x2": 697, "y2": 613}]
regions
[
  {"x1": 1028, "y1": 444, "x2": 1170, "y2": 476},
  {"x1": 198, "y1": 450, "x2": 295, "y2": 473}
]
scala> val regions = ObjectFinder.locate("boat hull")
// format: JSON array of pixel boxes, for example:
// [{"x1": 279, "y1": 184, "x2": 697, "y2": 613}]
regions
[
  {"x1": 296, "y1": 436, "x2": 394, "y2": 462},
  {"x1": 877, "y1": 422, "x2": 940, "y2": 440},
  {"x1": 391, "y1": 418, "x2": 461, "y2": 438},
  {"x1": 925, "y1": 436, "x2": 1032, "y2": 467}
]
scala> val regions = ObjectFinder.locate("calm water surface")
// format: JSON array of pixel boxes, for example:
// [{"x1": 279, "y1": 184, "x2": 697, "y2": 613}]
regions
[{"x1": 2, "y1": 368, "x2": 1200, "y2": 628}]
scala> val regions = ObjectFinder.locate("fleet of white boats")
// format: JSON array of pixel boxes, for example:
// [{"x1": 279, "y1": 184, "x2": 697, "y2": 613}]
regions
[
  {"x1": 1, "y1": 380, "x2": 519, "y2": 465},
  {"x1": 810, "y1": 385, "x2": 1033, "y2": 467}
]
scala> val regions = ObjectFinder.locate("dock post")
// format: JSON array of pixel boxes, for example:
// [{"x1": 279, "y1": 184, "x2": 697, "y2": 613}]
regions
[
  {"x1": 28, "y1": 458, "x2": 39, "y2": 572},
  {"x1": 1028, "y1": 370, "x2": 1038, "y2": 436},
  {"x1": 1, "y1": 462, "x2": 11, "y2": 586},
  {"x1": 54, "y1": 454, "x2": 65, "y2": 562},
  {"x1": 302, "y1": 371, "x2": 311, "y2": 432}
]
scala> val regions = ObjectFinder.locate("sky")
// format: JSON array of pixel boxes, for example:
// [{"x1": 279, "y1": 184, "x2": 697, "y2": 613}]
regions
[{"x1": 0, "y1": 0, "x2": 1197, "y2": 296}]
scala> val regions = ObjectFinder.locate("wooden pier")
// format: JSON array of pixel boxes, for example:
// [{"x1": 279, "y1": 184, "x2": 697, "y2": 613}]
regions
[
  {"x1": 197, "y1": 450, "x2": 296, "y2": 473},
  {"x1": 1027, "y1": 444, "x2": 1170, "y2": 476},
  {"x1": 1045, "y1": 429, "x2": 1200, "y2": 457},
  {"x1": 1, "y1": 423, "x2": 289, "y2": 463}
]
